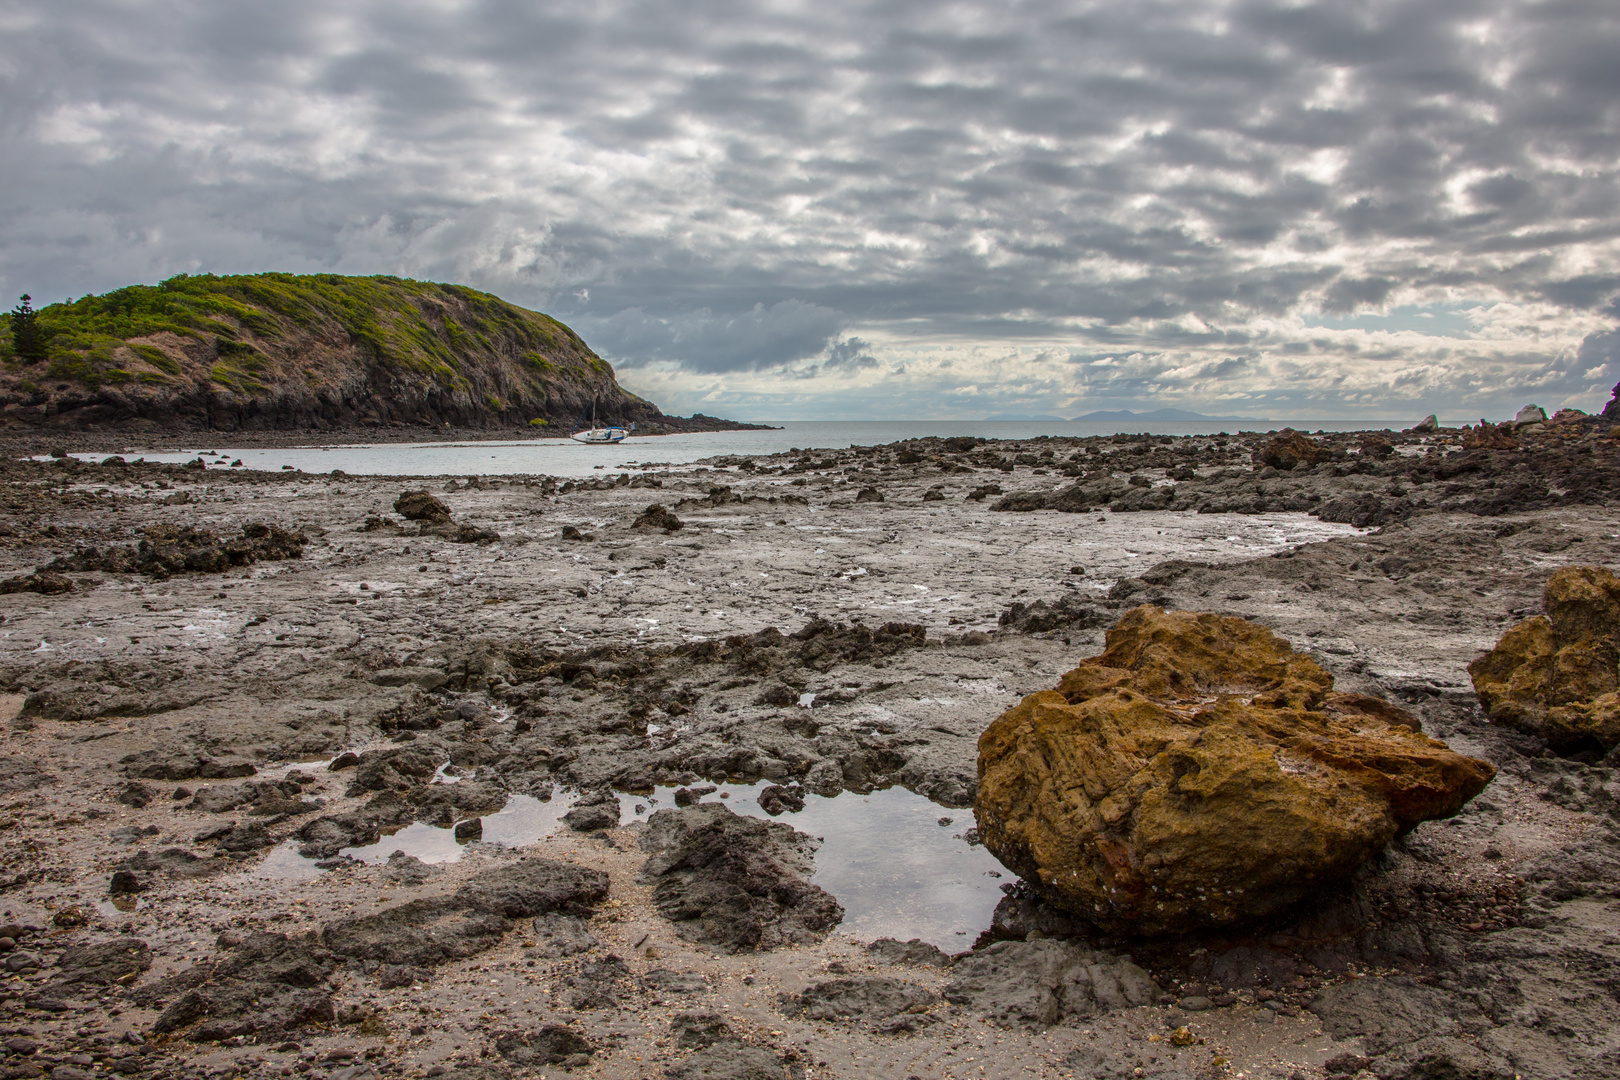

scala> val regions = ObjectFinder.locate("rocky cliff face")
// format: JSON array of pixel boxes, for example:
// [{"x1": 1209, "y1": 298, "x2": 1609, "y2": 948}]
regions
[{"x1": 0, "y1": 273, "x2": 657, "y2": 432}]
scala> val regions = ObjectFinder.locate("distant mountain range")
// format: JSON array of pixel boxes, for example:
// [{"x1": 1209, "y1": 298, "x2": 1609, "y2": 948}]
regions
[
  {"x1": 1069, "y1": 408, "x2": 1266, "y2": 422},
  {"x1": 983, "y1": 408, "x2": 1265, "y2": 423}
]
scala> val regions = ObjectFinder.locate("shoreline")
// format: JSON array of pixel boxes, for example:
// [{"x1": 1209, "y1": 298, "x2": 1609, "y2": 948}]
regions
[{"x1": 0, "y1": 420, "x2": 1614, "y2": 1080}]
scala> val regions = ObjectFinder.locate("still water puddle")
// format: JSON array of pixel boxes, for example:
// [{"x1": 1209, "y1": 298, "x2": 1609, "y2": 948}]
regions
[
  {"x1": 617, "y1": 782, "x2": 1004, "y2": 954},
  {"x1": 251, "y1": 774, "x2": 1005, "y2": 952},
  {"x1": 255, "y1": 791, "x2": 579, "y2": 878}
]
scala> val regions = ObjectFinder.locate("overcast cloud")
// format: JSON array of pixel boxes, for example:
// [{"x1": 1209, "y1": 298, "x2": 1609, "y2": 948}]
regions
[{"x1": 2, "y1": 0, "x2": 1617, "y2": 420}]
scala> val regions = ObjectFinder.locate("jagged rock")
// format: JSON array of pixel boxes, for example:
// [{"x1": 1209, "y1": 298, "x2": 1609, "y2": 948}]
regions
[
  {"x1": 1468, "y1": 565, "x2": 1620, "y2": 754},
  {"x1": 394, "y1": 491, "x2": 453, "y2": 523},
  {"x1": 638, "y1": 803, "x2": 843, "y2": 953},
  {"x1": 1357, "y1": 433, "x2": 1394, "y2": 459},
  {"x1": 298, "y1": 791, "x2": 416, "y2": 858},
  {"x1": 854, "y1": 486, "x2": 884, "y2": 503},
  {"x1": 943, "y1": 939, "x2": 1158, "y2": 1026},
  {"x1": 756, "y1": 784, "x2": 805, "y2": 815},
  {"x1": 997, "y1": 595, "x2": 1109, "y2": 633},
  {"x1": 633, "y1": 504, "x2": 684, "y2": 532},
  {"x1": 562, "y1": 790, "x2": 620, "y2": 832},
  {"x1": 408, "y1": 780, "x2": 509, "y2": 827},
  {"x1": 975, "y1": 606, "x2": 1496, "y2": 934},
  {"x1": 1253, "y1": 429, "x2": 1331, "y2": 470},
  {"x1": 42, "y1": 523, "x2": 305, "y2": 580},
  {"x1": 1412, "y1": 414, "x2": 1440, "y2": 432},
  {"x1": 1464, "y1": 421, "x2": 1518, "y2": 450},
  {"x1": 346, "y1": 746, "x2": 440, "y2": 795}
]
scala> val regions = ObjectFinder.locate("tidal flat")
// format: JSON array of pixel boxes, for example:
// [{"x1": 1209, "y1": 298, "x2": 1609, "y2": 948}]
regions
[{"x1": 0, "y1": 421, "x2": 1616, "y2": 1080}]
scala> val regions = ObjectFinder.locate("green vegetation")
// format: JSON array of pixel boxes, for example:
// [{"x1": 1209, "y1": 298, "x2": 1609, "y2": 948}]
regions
[
  {"x1": 7, "y1": 296, "x2": 46, "y2": 363},
  {"x1": 3, "y1": 272, "x2": 610, "y2": 396}
]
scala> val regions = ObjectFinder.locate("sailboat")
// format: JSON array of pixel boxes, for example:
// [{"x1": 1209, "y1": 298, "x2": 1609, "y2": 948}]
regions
[{"x1": 569, "y1": 398, "x2": 633, "y2": 444}]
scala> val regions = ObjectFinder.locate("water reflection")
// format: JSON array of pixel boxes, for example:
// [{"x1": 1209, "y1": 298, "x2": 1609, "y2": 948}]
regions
[
  {"x1": 255, "y1": 791, "x2": 578, "y2": 877},
  {"x1": 617, "y1": 781, "x2": 1003, "y2": 954}
]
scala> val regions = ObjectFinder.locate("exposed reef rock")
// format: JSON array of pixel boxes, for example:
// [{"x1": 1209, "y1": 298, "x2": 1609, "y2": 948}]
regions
[
  {"x1": 1469, "y1": 565, "x2": 1620, "y2": 755},
  {"x1": 147, "y1": 859, "x2": 608, "y2": 1041},
  {"x1": 638, "y1": 803, "x2": 843, "y2": 954},
  {"x1": 31, "y1": 521, "x2": 306, "y2": 581},
  {"x1": 632, "y1": 503, "x2": 685, "y2": 532},
  {"x1": 943, "y1": 939, "x2": 1159, "y2": 1027},
  {"x1": 1253, "y1": 429, "x2": 1334, "y2": 470},
  {"x1": 974, "y1": 606, "x2": 1496, "y2": 935}
]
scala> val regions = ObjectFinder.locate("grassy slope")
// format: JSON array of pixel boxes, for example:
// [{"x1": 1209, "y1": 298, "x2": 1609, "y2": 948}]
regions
[{"x1": 0, "y1": 273, "x2": 653, "y2": 428}]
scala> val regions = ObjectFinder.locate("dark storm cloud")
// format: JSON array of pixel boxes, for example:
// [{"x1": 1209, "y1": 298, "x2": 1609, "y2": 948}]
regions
[{"x1": 1, "y1": 0, "x2": 1617, "y2": 417}]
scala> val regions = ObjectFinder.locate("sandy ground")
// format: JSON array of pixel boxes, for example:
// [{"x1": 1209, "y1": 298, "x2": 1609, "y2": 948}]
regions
[{"x1": 0, "y1": 430, "x2": 1615, "y2": 1080}]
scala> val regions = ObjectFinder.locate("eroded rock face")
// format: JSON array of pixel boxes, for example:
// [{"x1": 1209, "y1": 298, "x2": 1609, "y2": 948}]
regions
[
  {"x1": 975, "y1": 606, "x2": 1495, "y2": 935},
  {"x1": 1468, "y1": 565, "x2": 1620, "y2": 754}
]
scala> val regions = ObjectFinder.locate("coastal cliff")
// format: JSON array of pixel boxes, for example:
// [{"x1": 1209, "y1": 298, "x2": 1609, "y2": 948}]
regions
[{"x1": 0, "y1": 273, "x2": 756, "y2": 435}]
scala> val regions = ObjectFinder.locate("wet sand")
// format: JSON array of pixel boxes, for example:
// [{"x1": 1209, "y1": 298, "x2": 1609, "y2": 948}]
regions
[{"x1": 0, "y1": 423, "x2": 1616, "y2": 1080}]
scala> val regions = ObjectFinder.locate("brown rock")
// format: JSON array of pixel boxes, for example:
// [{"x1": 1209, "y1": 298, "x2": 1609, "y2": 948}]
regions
[
  {"x1": 632, "y1": 504, "x2": 684, "y2": 532},
  {"x1": 975, "y1": 606, "x2": 1495, "y2": 935},
  {"x1": 1253, "y1": 429, "x2": 1329, "y2": 470},
  {"x1": 1462, "y1": 421, "x2": 1518, "y2": 450},
  {"x1": 1468, "y1": 566, "x2": 1620, "y2": 754},
  {"x1": 394, "y1": 491, "x2": 453, "y2": 523},
  {"x1": 1357, "y1": 434, "x2": 1394, "y2": 459}
]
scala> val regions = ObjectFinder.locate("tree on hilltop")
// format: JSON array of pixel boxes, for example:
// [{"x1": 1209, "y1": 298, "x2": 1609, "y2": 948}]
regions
[{"x1": 7, "y1": 295, "x2": 47, "y2": 362}]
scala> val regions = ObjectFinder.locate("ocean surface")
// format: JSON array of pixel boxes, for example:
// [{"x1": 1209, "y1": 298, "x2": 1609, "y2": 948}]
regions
[{"x1": 77, "y1": 418, "x2": 1418, "y2": 479}]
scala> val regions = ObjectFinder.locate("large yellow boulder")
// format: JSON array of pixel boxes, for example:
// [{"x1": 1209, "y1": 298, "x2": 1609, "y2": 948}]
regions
[
  {"x1": 1468, "y1": 566, "x2": 1620, "y2": 754},
  {"x1": 975, "y1": 606, "x2": 1495, "y2": 935}
]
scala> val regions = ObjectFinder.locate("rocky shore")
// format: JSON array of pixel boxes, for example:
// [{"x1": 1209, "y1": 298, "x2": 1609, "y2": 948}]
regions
[{"x1": 0, "y1": 411, "x2": 1616, "y2": 1080}]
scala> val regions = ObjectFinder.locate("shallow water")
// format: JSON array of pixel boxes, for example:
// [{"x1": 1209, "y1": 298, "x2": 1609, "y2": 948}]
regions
[
  {"x1": 58, "y1": 418, "x2": 1407, "y2": 479},
  {"x1": 255, "y1": 790, "x2": 580, "y2": 878},
  {"x1": 618, "y1": 781, "x2": 1004, "y2": 954}
]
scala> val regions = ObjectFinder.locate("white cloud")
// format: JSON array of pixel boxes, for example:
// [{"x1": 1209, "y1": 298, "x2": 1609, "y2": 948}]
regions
[{"x1": 0, "y1": 0, "x2": 1617, "y2": 419}]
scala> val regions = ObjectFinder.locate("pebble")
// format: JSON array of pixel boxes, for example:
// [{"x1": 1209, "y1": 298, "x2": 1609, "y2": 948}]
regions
[{"x1": 1178, "y1": 996, "x2": 1212, "y2": 1011}]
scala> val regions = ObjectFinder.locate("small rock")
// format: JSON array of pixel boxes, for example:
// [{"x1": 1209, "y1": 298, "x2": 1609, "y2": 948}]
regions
[
  {"x1": 393, "y1": 491, "x2": 452, "y2": 524},
  {"x1": 632, "y1": 504, "x2": 684, "y2": 532}
]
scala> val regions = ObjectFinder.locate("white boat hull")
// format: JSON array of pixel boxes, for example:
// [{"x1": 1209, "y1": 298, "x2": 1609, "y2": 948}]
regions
[{"x1": 570, "y1": 427, "x2": 629, "y2": 444}]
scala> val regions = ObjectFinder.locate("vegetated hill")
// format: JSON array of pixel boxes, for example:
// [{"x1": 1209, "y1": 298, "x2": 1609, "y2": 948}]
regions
[{"x1": 0, "y1": 273, "x2": 741, "y2": 434}]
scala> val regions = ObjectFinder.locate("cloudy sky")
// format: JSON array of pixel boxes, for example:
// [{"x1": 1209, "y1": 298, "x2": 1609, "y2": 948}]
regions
[{"x1": 2, "y1": 0, "x2": 1617, "y2": 421}]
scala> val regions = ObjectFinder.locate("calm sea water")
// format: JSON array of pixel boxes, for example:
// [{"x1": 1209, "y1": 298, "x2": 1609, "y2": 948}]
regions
[{"x1": 82, "y1": 418, "x2": 1414, "y2": 479}]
